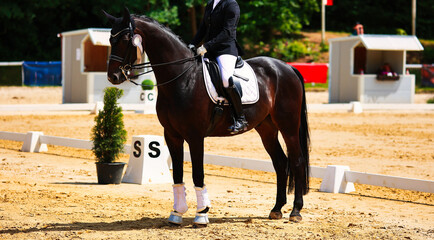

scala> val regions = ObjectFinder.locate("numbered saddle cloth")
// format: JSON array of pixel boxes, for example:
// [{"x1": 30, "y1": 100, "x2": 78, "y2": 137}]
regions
[{"x1": 202, "y1": 57, "x2": 259, "y2": 105}]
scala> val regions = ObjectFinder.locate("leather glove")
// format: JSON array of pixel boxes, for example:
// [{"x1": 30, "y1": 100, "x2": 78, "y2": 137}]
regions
[
  {"x1": 187, "y1": 44, "x2": 196, "y2": 54},
  {"x1": 197, "y1": 45, "x2": 207, "y2": 56}
]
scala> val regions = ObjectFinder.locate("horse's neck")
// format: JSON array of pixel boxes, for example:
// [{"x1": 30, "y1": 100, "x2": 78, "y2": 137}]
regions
[{"x1": 139, "y1": 21, "x2": 191, "y2": 84}]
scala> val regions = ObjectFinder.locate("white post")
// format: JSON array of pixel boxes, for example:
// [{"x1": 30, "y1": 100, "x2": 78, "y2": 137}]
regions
[
  {"x1": 319, "y1": 165, "x2": 355, "y2": 193},
  {"x1": 91, "y1": 101, "x2": 103, "y2": 114},
  {"x1": 321, "y1": 0, "x2": 326, "y2": 43},
  {"x1": 122, "y1": 135, "x2": 172, "y2": 184},
  {"x1": 350, "y1": 101, "x2": 363, "y2": 114},
  {"x1": 21, "y1": 131, "x2": 48, "y2": 153},
  {"x1": 412, "y1": 0, "x2": 416, "y2": 36}
]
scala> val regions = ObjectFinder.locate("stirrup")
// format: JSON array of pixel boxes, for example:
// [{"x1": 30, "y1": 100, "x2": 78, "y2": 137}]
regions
[
  {"x1": 193, "y1": 213, "x2": 209, "y2": 226},
  {"x1": 228, "y1": 118, "x2": 248, "y2": 134},
  {"x1": 168, "y1": 211, "x2": 183, "y2": 225}
]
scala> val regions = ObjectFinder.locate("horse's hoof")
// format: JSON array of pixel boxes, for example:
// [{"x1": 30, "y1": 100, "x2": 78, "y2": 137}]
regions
[
  {"x1": 193, "y1": 213, "x2": 209, "y2": 227},
  {"x1": 289, "y1": 215, "x2": 302, "y2": 223},
  {"x1": 269, "y1": 211, "x2": 283, "y2": 220},
  {"x1": 168, "y1": 211, "x2": 183, "y2": 225}
]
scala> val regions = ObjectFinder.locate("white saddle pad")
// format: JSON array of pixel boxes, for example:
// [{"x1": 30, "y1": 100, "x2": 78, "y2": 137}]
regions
[{"x1": 202, "y1": 57, "x2": 259, "y2": 105}]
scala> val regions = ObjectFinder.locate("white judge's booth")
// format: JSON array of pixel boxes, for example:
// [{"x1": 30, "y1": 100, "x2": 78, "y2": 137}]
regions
[
  {"x1": 328, "y1": 34, "x2": 424, "y2": 103},
  {"x1": 59, "y1": 28, "x2": 156, "y2": 104}
]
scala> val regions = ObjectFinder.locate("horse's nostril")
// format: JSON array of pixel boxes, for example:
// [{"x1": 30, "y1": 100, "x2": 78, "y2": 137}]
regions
[{"x1": 108, "y1": 72, "x2": 122, "y2": 85}]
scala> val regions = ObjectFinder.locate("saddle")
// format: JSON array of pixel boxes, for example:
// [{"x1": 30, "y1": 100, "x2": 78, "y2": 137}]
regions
[
  {"x1": 201, "y1": 56, "x2": 259, "y2": 135},
  {"x1": 202, "y1": 56, "x2": 258, "y2": 106},
  {"x1": 204, "y1": 56, "x2": 244, "y2": 98}
]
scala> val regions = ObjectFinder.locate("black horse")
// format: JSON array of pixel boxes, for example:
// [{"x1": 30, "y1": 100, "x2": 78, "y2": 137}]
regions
[{"x1": 104, "y1": 8, "x2": 310, "y2": 225}]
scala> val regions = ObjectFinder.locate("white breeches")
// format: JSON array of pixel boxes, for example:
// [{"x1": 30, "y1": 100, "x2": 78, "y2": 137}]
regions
[
  {"x1": 172, "y1": 183, "x2": 188, "y2": 214},
  {"x1": 216, "y1": 54, "x2": 237, "y2": 88}
]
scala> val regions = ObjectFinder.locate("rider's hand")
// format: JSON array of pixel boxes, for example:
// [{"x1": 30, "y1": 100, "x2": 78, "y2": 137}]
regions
[{"x1": 197, "y1": 45, "x2": 207, "y2": 56}]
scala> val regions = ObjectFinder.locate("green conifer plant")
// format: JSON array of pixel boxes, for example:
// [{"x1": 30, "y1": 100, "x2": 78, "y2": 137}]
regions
[{"x1": 91, "y1": 87, "x2": 127, "y2": 163}]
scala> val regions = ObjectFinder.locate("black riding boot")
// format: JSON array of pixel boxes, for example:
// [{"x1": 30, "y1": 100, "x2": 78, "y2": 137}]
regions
[{"x1": 224, "y1": 78, "x2": 248, "y2": 134}]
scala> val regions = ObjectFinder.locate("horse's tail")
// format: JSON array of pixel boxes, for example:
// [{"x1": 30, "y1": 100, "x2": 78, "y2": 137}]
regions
[{"x1": 288, "y1": 66, "x2": 310, "y2": 195}]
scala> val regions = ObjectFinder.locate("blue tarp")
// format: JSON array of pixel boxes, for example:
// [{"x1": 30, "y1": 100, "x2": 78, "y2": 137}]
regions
[{"x1": 22, "y1": 61, "x2": 61, "y2": 86}]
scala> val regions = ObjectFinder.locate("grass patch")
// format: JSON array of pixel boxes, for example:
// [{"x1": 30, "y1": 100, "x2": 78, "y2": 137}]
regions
[
  {"x1": 305, "y1": 82, "x2": 328, "y2": 92},
  {"x1": 415, "y1": 87, "x2": 434, "y2": 93}
]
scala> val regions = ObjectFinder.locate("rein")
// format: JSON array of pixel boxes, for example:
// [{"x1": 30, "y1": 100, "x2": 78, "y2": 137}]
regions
[
  {"x1": 120, "y1": 54, "x2": 200, "y2": 88},
  {"x1": 127, "y1": 61, "x2": 197, "y2": 88}
]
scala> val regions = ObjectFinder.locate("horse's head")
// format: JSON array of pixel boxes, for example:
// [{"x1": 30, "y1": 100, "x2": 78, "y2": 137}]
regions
[{"x1": 103, "y1": 7, "x2": 141, "y2": 84}]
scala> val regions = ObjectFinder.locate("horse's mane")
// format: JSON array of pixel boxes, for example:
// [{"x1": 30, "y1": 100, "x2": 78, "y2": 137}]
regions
[{"x1": 132, "y1": 14, "x2": 187, "y2": 48}]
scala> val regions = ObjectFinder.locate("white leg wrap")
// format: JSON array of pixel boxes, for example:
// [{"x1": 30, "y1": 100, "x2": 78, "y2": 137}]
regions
[
  {"x1": 195, "y1": 185, "x2": 211, "y2": 212},
  {"x1": 173, "y1": 183, "x2": 188, "y2": 214}
]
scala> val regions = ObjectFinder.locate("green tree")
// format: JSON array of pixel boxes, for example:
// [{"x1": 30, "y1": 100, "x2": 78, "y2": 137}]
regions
[
  {"x1": 145, "y1": 0, "x2": 180, "y2": 26},
  {"x1": 1, "y1": 0, "x2": 433, "y2": 62},
  {"x1": 307, "y1": 0, "x2": 434, "y2": 38},
  {"x1": 91, "y1": 87, "x2": 127, "y2": 163},
  {"x1": 238, "y1": 0, "x2": 319, "y2": 43},
  {"x1": 184, "y1": 0, "x2": 207, "y2": 37}
]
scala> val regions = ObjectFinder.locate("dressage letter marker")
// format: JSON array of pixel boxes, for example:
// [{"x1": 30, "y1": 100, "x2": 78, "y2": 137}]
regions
[{"x1": 122, "y1": 135, "x2": 172, "y2": 184}]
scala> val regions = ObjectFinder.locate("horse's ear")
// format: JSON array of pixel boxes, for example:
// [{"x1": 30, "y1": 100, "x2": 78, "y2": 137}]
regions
[
  {"x1": 122, "y1": 7, "x2": 131, "y2": 23},
  {"x1": 102, "y1": 10, "x2": 116, "y2": 24}
]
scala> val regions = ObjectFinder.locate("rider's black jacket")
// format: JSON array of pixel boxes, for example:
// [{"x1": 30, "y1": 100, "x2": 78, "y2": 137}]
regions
[{"x1": 191, "y1": 0, "x2": 244, "y2": 58}]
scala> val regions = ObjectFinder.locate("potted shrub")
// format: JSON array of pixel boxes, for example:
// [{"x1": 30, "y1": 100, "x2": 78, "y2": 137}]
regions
[{"x1": 91, "y1": 87, "x2": 127, "y2": 184}]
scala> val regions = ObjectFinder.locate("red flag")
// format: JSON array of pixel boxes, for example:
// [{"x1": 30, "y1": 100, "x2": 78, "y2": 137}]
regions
[{"x1": 324, "y1": 0, "x2": 333, "y2": 6}]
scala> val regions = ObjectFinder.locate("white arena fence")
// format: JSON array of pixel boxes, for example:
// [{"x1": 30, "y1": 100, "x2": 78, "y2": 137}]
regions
[
  {"x1": 0, "y1": 103, "x2": 156, "y2": 114},
  {"x1": 0, "y1": 102, "x2": 434, "y2": 113},
  {"x1": 0, "y1": 130, "x2": 432, "y2": 194}
]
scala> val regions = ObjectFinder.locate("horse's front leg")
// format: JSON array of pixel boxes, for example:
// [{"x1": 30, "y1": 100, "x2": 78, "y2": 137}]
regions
[
  {"x1": 188, "y1": 138, "x2": 211, "y2": 227},
  {"x1": 165, "y1": 130, "x2": 187, "y2": 225}
]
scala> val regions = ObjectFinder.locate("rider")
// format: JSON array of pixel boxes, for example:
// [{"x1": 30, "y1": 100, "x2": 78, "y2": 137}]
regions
[{"x1": 188, "y1": 0, "x2": 247, "y2": 134}]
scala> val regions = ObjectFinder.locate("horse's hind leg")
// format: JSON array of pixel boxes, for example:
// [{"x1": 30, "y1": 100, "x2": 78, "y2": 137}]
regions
[
  {"x1": 278, "y1": 122, "x2": 306, "y2": 222},
  {"x1": 255, "y1": 116, "x2": 288, "y2": 219}
]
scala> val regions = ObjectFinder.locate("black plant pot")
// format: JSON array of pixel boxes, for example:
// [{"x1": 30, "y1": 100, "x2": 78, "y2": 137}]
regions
[{"x1": 95, "y1": 162, "x2": 126, "y2": 184}]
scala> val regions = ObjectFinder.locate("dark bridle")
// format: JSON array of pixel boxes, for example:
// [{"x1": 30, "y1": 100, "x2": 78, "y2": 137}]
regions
[
  {"x1": 108, "y1": 17, "x2": 200, "y2": 87},
  {"x1": 108, "y1": 19, "x2": 136, "y2": 75}
]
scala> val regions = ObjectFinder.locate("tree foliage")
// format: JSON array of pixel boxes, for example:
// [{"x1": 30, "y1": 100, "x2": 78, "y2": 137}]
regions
[
  {"x1": 0, "y1": 0, "x2": 432, "y2": 61},
  {"x1": 238, "y1": 0, "x2": 318, "y2": 42},
  {"x1": 308, "y1": 0, "x2": 434, "y2": 38},
  {"x1": 145, "y1": 0, "x2": 180, "y2": 26},
  {"x1": 91, "y1": 87, "x2": 127, "y2": 163}
]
